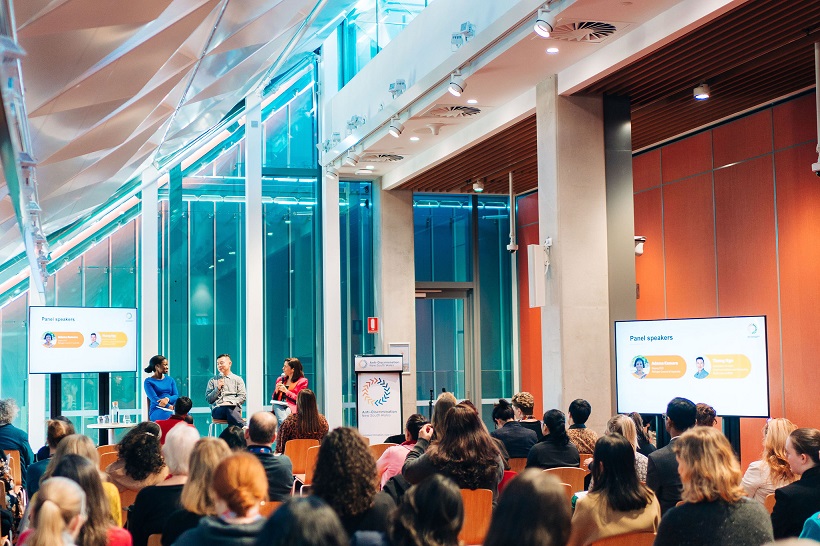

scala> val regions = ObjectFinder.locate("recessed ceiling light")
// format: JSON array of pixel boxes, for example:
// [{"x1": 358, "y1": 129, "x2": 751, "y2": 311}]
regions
[
  {"x1": 546, "y1": 47, "x2": 559, "y2": 54},
  {"x1": 365, "y1": 165, "x2": 375, "y2": 170},
  {"x1": 467, "y1": 99, "x2": 478, "y2": 104},
  {"x1": 355, "y1": 169, "x2": 371, "y2": 175},
  {"x1": 410, "y1": 136, "x2": 420, "y2": 141}
]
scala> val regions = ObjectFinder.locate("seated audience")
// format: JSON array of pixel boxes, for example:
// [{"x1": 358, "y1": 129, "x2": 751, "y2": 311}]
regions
[
  {"x1": 255, "y1": 496, "x2": 348, "y2": 546},
  {"x1": 219, "y1": 425, "x2": 247, "y2": 451},
  {"x1": 0, "y1": 398, "x2": 35, "y2": 489},
  {"x1": 430, "y1": 392, "x2": 457, "y2": 442},
  {"x1": 0, "y1": 454, "x2": 22, "y2": 536},
  {"x1": 742, "y1": 417, "x2": 797, "y2": 503},
  {"x1": 27, "y1": 418, "x2": 74, "y2": 497},
  {"x1": 629, "y1": 411, "x2": 656, "y2": 456},
  {"x1": 647, "y1": 396, "x2": 696, "y2": 514},
  {"x1": 771, "y1": 428, "x2": 820, "y2": 539},
  {"x1": 484, "y1": 469, "x2": 571, "y2": 546},
  {"x1": 313, "y1": 427, "x2": 396, "y2": 535},
  {"x1": 20, "y1": 477, "x2": 87, "y2": 546},
  {"x1": 34, "y1": 416, "x2": 74, "y2": 462},
  {"x1": 174, "y1": 453, "x2": 268, "y2": 546},
  {"x1": 567, "y1": 435, "x2": 660, "y2": 546},
  {"x1": 526, "y1": 409, "x2": 580, "y2": 470},
  {"x1": 602, "y1": 414, "x2": 648, "y2": 482},
  {"x1": 106, "y1": 422, "x2": 169, "y2": 492},
  {"x1": 492, "y1": 438, "x2": 516, "y2": 495},
  {"x1": 275, "y1": 389, "x2": 329, "y2": 454},
  {"x1": 696, "y1": 403, "x2": 717, "y2": 427},
  {"x1": 655, "y1": 426, "x2": 773, "y2": 546},
  {"x1": 403, "y1": 403, "x2": 504, "y2": 500},
  {"x1": 389, "y1": 475, "x2": 463, "y2": 546},
  {"x1": 490, "y1": 399, "x2": 537, "y2": 458},
  {"x1": 802, "y1": 511, "x2": 820, "y2": 541},
  {"x1": 511, "y1": 391, "x2": 543, "y2": 441},
  {"x1": 157, "y1": 396, "x2": 194, "y2": 444},
  {"x1": 162, "y1": 438, "x2": 233, "y2": 546},
  {"x1": 128, "y1": 424, "x2": 199, "y2": 546},
  {"x1": 244, "y1": 412, "x2": 293, "y2": 501},
  {"x1": 567, "y1": 399, "x2": 598, "y2": 455},
  {"x1": 377, "y1": 414, "x2": 427, "y2": 488}
]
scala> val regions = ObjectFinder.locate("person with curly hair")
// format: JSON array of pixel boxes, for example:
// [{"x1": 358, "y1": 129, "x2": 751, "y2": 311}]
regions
[
  {"x1": 312, "y1": 427, "x2": 395, "y2": 535},
  {"x1": 389, "y1": 474, "x2": 463, "y2": 546},
  {"x1": 695, "y1": 403, "x2": 717, "y2": 427},
  {"x1": 742, "y1": 417, "x2": 797, "y2": 503},
  {"x1": 105, "y1": 422, "x2": 168, "y2": 492},
  {"x1": 402, "y1": 403, "x2": 504, "y2": 500},
  {"x1": 511, "y1": 391, "x2": 542, "y2": 441},
  {"x1": 274, "y1": 389, "x2": 328, "y2": 454},
  {"x1": 526, "y1": 409, "x2": 580, "y2": 470}
]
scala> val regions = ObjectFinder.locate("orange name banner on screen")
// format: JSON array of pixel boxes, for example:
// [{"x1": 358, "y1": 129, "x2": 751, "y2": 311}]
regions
[
  {"x1": 705, "y1": 354, "x2": 751, "y2": 378},
  {"x1": 49, "y1": 332, "x2": 84, "y2": 348},
  {"x1": 98, "y1": 332, "x2": 128, "y2": 348},
  {"x1": 645, "y1": 356, "x2": 686, "y2": 378}
]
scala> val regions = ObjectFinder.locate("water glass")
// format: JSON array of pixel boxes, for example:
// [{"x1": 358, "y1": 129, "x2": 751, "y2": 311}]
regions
[{"x1": 123, "y1": 414, "x2": 131, "y2": 424}]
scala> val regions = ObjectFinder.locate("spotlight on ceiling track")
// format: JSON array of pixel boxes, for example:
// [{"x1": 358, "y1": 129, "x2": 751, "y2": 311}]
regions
[
  {"x1": 473, "y1": 179, "x2": 485, "y2": 193},
  {"x1": 693, "y1": 83, "x2": 711, "y2": 100},
  {"x1": 325, "y1": 167, "x2": 338, "y2": 180},
  {"x1": 534, "y1": 7, "x2": 553, "y2": 38},
  {"x1": 448, "y1": 70, "x2": 466, "y2": 97},
  {"x1": 344, "y1": 149, "x2": 361, "y2": 167},
  {"x1": 388, "y1": 117, "x2": 405, "y2": 138}
]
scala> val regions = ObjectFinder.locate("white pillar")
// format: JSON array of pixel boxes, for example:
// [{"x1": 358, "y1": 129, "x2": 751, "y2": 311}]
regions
[
  {"x1": 322, "y1": 172, "x2": 343, "y2": 428},
  {"x1": 27, "y1": 283, "x2": 46, "y2": 447},
  {"x1": 245, "y1": 91, "x2": 265, "y2": 416},
  {"x1": 140, "y1": 169, "x2": 159, "y2": 423}
]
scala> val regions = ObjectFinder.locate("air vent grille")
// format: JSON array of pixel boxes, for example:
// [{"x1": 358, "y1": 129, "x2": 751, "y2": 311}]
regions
[
  {"x1": 551, "y1": 21, "x2": 618, "y2": 43},
  {"x1": 362, "y1": 153, "x2": 404, "y2": 162},
  {"x1": 424, "y1": 105, "x2": 482, "y2": 118}
]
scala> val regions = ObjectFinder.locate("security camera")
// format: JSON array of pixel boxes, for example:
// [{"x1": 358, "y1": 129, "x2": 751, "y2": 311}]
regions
[
  {"x1": 634, "y1": 236, "x2": 646, "y2": 256},
  {"x1": 506, "y1": 243, "x2": 519, "y2": 253},
  {"x1": 812, "y1": 161, "x2": 820, "y2": 177}
]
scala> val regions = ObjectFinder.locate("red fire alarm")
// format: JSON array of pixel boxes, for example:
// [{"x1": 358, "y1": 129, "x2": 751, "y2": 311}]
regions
[{"x1": 367, "y1": 317, "x2": 379, "y2": 333}]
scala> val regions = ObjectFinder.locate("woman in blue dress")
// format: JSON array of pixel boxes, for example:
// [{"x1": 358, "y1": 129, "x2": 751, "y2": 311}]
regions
[{"x1": 144, "y1": 354, "x2": 179, "y2": 422}]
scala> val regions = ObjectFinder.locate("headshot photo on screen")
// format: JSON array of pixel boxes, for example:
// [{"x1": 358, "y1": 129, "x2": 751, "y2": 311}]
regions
[
  {"x1": 88, "y1": 333, "x2": 99, "y2": 348},
  {"x1": 633, "y1": 356, "x2": 648, "y2": 379},
  {"x1": 42, "y1": 332, "x2": 55, "y2": 348},
  {"x1": 693, "y1": 356, "x2": 709, "y2": 379}
]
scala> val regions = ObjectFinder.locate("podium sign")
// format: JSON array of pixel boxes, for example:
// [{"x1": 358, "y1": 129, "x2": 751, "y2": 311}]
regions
[{"x1": 355, "y1": 355, "x2": 403, "y2": 443}]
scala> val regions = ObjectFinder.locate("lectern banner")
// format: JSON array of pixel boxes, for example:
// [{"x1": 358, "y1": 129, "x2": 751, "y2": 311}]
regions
[{"x1": 356, "y1": 371, "x2": 403, "y2": 443}]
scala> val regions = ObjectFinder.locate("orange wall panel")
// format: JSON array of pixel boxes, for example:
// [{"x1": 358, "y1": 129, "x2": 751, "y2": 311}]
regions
[
  {"x1": 633, "y1": 149, "x2": 661, "y2": 192},
  {"x1": 634, "y1": 189, "x2": 665, "y2": 319},
  {"x1": 516, "y1": 193, "x2": 543, "y2": 415},
  {"x1": 661, "y1": 131, "x2": 712, "y2": 183},
  {"x1": 773, "y1": 91, "x2": 817, "y2": 150},
  {"x1": 712, "y1": 110, "x2": 772, "y2": 169}
]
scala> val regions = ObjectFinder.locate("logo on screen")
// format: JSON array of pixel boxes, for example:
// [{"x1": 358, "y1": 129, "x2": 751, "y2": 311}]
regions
[
  {"x1": 362, "y1": 377, "x2": 391, "y2": 406},
  {"x1": 747, "y1": 323, "x2": 759, "y2": 336}
]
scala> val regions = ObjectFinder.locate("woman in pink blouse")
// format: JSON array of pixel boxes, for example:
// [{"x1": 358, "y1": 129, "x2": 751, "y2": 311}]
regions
[
  {"x1": 377, "y1": 414, "x2": 428, "y2": 488},
  {"x1": 272, "y1": 357, "x2": 308, "y2": 414}
]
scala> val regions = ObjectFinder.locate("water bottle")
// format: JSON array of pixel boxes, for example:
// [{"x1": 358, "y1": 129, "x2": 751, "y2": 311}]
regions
[{"x1": 112, "y1": 401, "x2": 120, "y2": 424}]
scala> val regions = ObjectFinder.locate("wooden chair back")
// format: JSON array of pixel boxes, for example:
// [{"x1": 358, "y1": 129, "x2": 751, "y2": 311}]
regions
[
  {"x1": 544, "y1": 466, "x2": 588, "y2": 492},
  {"x1": 259, "y1": 501, "x2": 282, "y2": 517},
  {"x1": 97, "y1": 444, "x2": 118, "y2": 456},
  {"x1": 147, "y1": 534, "x2": 162, "y2": 546},
  {"x1": 284, "y1": 439, "x2": 320, "y2": 475},
  {"x1": 764, "y1": 493, "x2": 776, "y2": 514},
  {"x1": 508, "y1": 457, "x2": 527, "y2": 473},
  {"x1": 120, "y1": 488, "x2": 139, "y2": 526},
  {"x1": 591, "y1": 532, "x2": 656, "y2": 546},
  {"x1": 99, "y1": 451, "x2": 119, "y2": 472},
  {"x1": 458, "y1": 488, "x2": 493, "y2": 545},
  {"x1": 302, "y1": 446, "x2": 321, "y2": 486},
  {"x1": 360, "y1": 436, "x2": 370, "y2": 446},
  {"x1": 3, "y1": 451, "x2": 22, "y2": 487},
  {"x1": 368, "y1": 443, "x2": 396, "y2": 461},
  {"x1": 559, "y1": 482, "x2": 573, "y2": 503},
  {"x1": 579, "y1": 453, "x2": 593, "y2": 469},
  {"x1": 0, "y1": 480, "x2": 6, "y2": 510}
]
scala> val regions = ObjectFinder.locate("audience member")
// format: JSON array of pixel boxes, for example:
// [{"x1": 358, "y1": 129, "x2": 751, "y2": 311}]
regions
[
  {"x1": 157, "y1": 396, "x2": 194, "y2": 443},
  {"x1": 742, "y1": 418, "x2": 797, "y2": 503},
  {"x1": 646, "y1": 396, "x2": 696, "y2": 514},
  {"x1": 244, "y1": 412, "x2": 293, "y2": 501},
  {"x1": 0, "y1": 398, "x2": 35, "y2": 489},
  {"x1": 492, "y1": 438, "x2": 516, "y2": 495},
  {"x1": 511, "y1": 391, "x2": 543, "y2": 441},
  {"x1": 20, "y1": 477, "x2": 86, "y2": 546},
  {"x1": 430, "y1": 392, "x2": 457, "y2": 442},
  {"x1": 696, "y1": 403, "x2": 717, "y2": 427},
  {"x1": 219, "y1": 425, "x2": 247, "y2": 451},
  {"x1": 567, "y1": 399, "x2": 598, "y2": 454},
  {"x1": 484, "y1": 469, "x2": 571, "y2": 546},
  {"x1": 34, "y1": 416, "x2": 74, "y2": 462},
  {"x1": 377, "y1": 414, "x2": 427, "y2": 488},
  {"x1": 144, "y1": 355, "x2": 179, "y2": 422},
  {"x1": 174, "y1": 453, "x2": 268, "y2": 546},
  {"x1": 567, "y1": 435, "x2": 660, "y2": 546},
  {"x1": 629, "y1": 411, "x2": 656, "y2": 456},
  {"x1": 128, "y1": 424, "x2": 199, "y2": 546},
  {"x1": 389, "y1": 475, "x2": 463, "y2": 546},
  {"x1": 655, "y1": 426, "x2": 773, "y2": 546},
  {"x1": 162, "y1": 437, "x2": 232, "y2": 546},
  {"x1": 27, "y1": 418, "x2": 74, "y2": 497},
  {"x1": 526, "y1": 409, "x2": 580, "y2": 470},
  {"x1": 255, "y1": 496, "x2": 348, "y2": 546},
  {"x1": 490, "y1": 399, "x2": 537, "y2": 458},
  {"x1": 771, "y1": 428, "x2": 820, "y2": 539},
  {"x1": 275, "y1": 389, "x2": 328, "y2": 454},
  {"x1": 205, "y1": 354, "x2": 247, "y2": 427},
  {"x1": 106, "y1": 422, "x2": 168, "y2": 492},
  {"x1": 313, "y1": 427, "x2": 395, "y2": 535},
  {"x1": 606, "y1": 414, "x2": 648, "y2": 482}
]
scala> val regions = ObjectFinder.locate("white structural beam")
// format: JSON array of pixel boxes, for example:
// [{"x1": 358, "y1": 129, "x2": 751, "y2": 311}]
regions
[
  {"x1": 322, "y1": 171, "x2": 343, "y2": 428},
  {"x1": 140, "y1": 168, "x2": 160, "y2": 424}
]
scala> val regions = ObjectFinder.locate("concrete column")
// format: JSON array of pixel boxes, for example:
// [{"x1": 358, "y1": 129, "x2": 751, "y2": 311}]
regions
[
  {"x1": 245, "y1": 91, "x2": 264, "y2": 416},
  {"x1": 373, "y1": 185, "x2": 417, "y2": 421},
  {"x1": 322, "y1": 172, "x2": 343, "y2": 428},
  {"x1": 536, "y1": 75, "x2": 612, "y2": 434}
]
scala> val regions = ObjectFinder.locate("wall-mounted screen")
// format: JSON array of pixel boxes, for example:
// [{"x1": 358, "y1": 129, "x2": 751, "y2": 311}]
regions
[
  {"x1": 614, "y1": 316, "x2": 769, "y2": 418},
  {"x1": 29, "y1": 306, "x2": 138, "y2": 374}
]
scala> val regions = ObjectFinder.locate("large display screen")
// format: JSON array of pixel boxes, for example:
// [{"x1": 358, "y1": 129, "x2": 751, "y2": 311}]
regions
[
  {"x1": 614, "y1": 316, "x2": 769, "y2": 417},
  {"x1": 29, "y1": 306, "x2": 138, "y2": 374}
]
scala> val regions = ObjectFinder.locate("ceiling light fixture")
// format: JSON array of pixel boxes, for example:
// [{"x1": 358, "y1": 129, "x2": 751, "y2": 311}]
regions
[
  {"x1": 344, "y1": 149, "x2": 361, "y2": 166},
  {"x1": 546, "y1": 47, "x2": 559, "y2": 54},
  {"x1": 410, "y1": 136, "x2": 420, "y2": 141},
  {"x1": 448, "y1": 70, "x2": 466, "y2": 97},
  {"x1": 467, "y1": 99, "x2": 478, "y2": 104},
  {"x1": 534, "y1": 7, "x2": 553, "y2": 38},
  {"x1": 388, "y1": 79, "x2": 406, "y2": 99},
  {"x1": 473, "y1": 179, "x2": 485, "y2": 193},
  {"x1": 388, "y1": 116, "x2": 405, "y2": 138},
  {"x1": 693, "y1": 83, "x2": 710, "y2": 100},
  {"x1": 325, "y1": 167, "x2": 338, "y2": 180}
]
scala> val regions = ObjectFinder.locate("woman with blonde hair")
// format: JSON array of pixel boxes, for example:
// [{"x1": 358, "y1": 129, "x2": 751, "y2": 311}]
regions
[
  {"x1": 162, "y1": 437, "x2": 232, "y2": 546},
  {"x1": 742, "y1": 417, "x2": 797, "y2": 503},
  {"x1": 655, "y1": 427, "x2": 773, "y2": 546},
  {"x1": 21, "y1": 477, "x2": 87, "y2": 546},
  {"x1": 607, "y1": 414, "x2": 648, "y2": 482}
]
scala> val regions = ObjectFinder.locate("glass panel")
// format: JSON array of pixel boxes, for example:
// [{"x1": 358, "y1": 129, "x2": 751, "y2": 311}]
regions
[
  {"x1": 413, "y1": 196, "x2": 472, "y2": 282},
  {"x1": 0, "y1": 295, "x2": 29, "y2": 432},
  {"x1": 415, "y1": 298, "x2": 465, "y2": 402},
  {"x1": 189, "y1": 200, "x2": 216, "y2": 402}
]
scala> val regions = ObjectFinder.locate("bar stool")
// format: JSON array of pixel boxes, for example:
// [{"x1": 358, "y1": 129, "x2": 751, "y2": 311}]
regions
[{"x1": 208, "y1": 419, "x2": 229, "y2": 437}]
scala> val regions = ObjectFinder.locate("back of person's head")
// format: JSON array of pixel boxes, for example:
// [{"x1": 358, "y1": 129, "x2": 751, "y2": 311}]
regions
[
  {"x1": 429, "y1": 405, "x2": 500, "y2": 490},
  {"x1": 175, "y1": 396, "x2": 193, "y2": 417},
  {"x1": 629, "y1": 411, "x2": 652, "y2": 443},
  {"x1": 181, "y1": 437, "x2": 232, "y2": 516},
  {"x1": 590, "y1": 434, "x2": 653, "y2": 512},
  {"x1": 484, "y1": 470, "x2": 570, "y2": 546},
  {"x1": 763, "y1": 418, "x2": 797, "y2": 483},
  {"x1": 788, "y1": 428, "x2": 820, "y2": 465},
  {"x1": 29, "y1": 477, "x2": 87, "y2": 546},
  {"x1": 543, "y1": 409, "x2": 570, "y2": 445},
  {"x1": 248, "y1": 411, "x2": 277, "y2": 444},
  {"x1": 118, "y1": 425, "x2": 165, "y2": 480},
  {"x1": 212, "y1": 452, "x2": 268, "y2": 516},
  {"x1": 665, "y1": 397, "x2": 697, "y2": 432},
  {"x1": 492, "y1": 399, "x2": 515, "y2": 423},
  {"x1": 312, "y1": 427, "x2": 376, "y2": 519},
  {"x1": 674, "y1": 426, "x2": 745, "y2": 503},
  {"x1": 0, "y1": 398, "x2": 19, "y2": 425},
  {"x1": 162, "y1": 423, "x2": 200, "y2": 475},
  {"x1": 390, "y1": 475, "x2": 463, "y2": 546},
  {"x1": 568, "y1": 399, "x2": 592, "y2": 425},
  {"x1": 51, "y1": 455, "x2": 111, "y2": 546},
  {"x1": 606, "y1": 414, "x2": 638, "y2": 450},
  {"x1": 256, "y1": 496, "x2": 348, "y2": 546},
  {"x1": 219, "y1": 425, "x2": 247, "y2": 451},
  {"x1": 511, "y1": 392, "x2": 535, "y2": 416},
  {"x1": 296, "y1": 389, "x2": 321, "y2": 435},
  {"x1": 405, "y1": 414, "x2": 428, "y2": 442},
  {"x1": 695, "y1": 403, "x2": 717, "y2": 427},
  {"x1": 47, "y1": 418, "x2": 76, "y2": 449},
  {"x1": 432, "y1": 392, "x2": 457, "y2": 438},
  {"x1": 44, "y1": 434, "x2": 99, "y2": 481}
]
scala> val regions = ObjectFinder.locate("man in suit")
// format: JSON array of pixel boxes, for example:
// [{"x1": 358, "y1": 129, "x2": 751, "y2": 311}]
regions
[
  {"x1": 646, "y1": 397, "x2": 696, "y2": 514},
  {"x1": 244, "y1": 411, "x2": 293, "y2": 501}
]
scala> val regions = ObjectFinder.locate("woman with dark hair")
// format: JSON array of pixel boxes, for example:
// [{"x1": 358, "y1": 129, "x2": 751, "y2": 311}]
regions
[
  {"x1": 105, "y1": 422, "x2": 168, "y2": 492},
  {"x1": 696, "y1": 403, "x2": 717, "y2": 427},
  {"x1": 567, "y1": 435, "x2": 660, "y2": 546},
  {"x1": 312, "y1": 427, "x2": 395, "y2": 535},
  {"x1": 275, "y1": 389, "x2": 329, "y2": 454},
  {"x1": 402, "y1": 404, "x2": 504, "y2": 500},
  {"x1": 377, "y1": 414, "x2": 428, "y2": 488},
  {"x1": 219, "y1": 425, "x2": 247, "y2": 451},
  {"x1": 144, "y1": 355, "x2": 179, "y2": 422},
  {"x1": 491, "y1": 399, "x2": 537, "y2": 458},
  {"x1": 771, "y1": 428, "x2": 820, "y2": 538},
  {"x1": 526, "y1": 409, "x2": 580, "y2": 469},
  {"x1": 629, "y1": 412, "x2": 656, "y2": 456},
  {"x1": 389, "y1": 475, "x2": 463, "y2": 546},
  {"x1": 484, "y1": 469, "x2": 571, "y2": 546},
  {"x1": 511, "y1": 391, "x2": 542, "y2": 441},
  {"x1": 255, "y1": 497, "x2": 348, "y2": 546},
  {"x1": 272, "y1": 357, "x2": 308, "y2": 418}
]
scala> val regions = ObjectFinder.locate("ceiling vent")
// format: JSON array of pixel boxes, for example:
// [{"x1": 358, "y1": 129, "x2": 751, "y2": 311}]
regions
[
  {"x1": 362, "y1": 153, "x2": 404, "y2": 162},
  {"x1": 549, "y1": 20, "x2": 621, "y2": 43},
  {"x1": 423, "y1": 105, "x2": 482, "y2": 118}
]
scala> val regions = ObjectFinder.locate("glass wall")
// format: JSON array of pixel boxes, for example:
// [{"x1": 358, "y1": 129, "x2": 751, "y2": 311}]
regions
[{"x1": 0, "y1": 294, "x2": 30, "y2": 432}]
